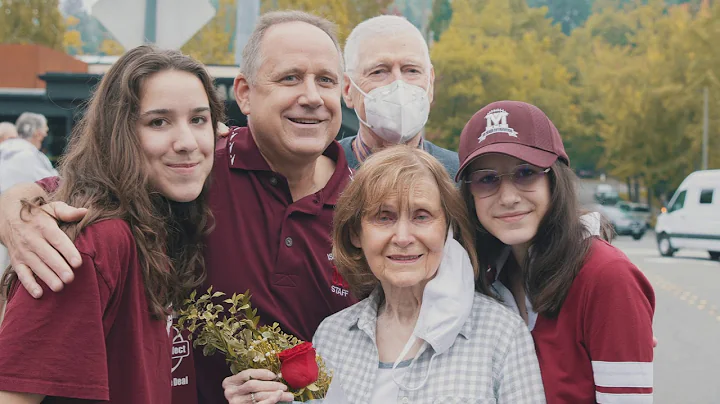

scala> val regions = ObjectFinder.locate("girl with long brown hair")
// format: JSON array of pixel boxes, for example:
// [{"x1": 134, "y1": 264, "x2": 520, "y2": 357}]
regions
[
  {"x1": 456, "y1": 101, "x2": 655, "y2": 404},
  {"x1": 0, "y1": 45, "x2": 224, "y2": 403}
]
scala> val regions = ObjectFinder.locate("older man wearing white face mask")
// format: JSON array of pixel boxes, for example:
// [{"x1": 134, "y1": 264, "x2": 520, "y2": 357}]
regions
[{"x1": 340, "y1": 15, "x2": 459, "y2": 179}]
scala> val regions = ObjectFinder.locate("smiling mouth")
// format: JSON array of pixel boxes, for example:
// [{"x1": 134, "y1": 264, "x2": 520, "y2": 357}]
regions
[
  {"x1": 288, "y1": 117, "x2": 323, "y2": 125},
  {"x1": 496, "y1": 212, "x2": 529, "y2": 222},
  {"x1": 387, "y1": 254, "x2": 423, "y2": 262}
]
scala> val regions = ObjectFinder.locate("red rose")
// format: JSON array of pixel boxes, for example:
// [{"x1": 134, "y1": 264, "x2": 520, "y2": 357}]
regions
[{"x1": 278, "y1": 342, "x2": 319, "y2": 389}]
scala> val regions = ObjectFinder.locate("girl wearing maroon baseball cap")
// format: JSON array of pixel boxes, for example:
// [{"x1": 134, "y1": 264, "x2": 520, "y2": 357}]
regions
[
  {"x1": 0, "y1": 46, "x2": 223, "y2": 403},
  {"x1": 456, "y1": 101, "x2": 656, "y2": 403}
]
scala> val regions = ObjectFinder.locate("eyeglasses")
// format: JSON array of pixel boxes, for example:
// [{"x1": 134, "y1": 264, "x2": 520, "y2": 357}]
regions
[{"x1": 464, "y1": 164, "x2": 551, "y2": 199}]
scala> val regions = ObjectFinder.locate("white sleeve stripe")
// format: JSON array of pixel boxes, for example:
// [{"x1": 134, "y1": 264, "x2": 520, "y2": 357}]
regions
[
  {"x1": 596, "y1": 392, "x2": 653, "y2": 404},
  {"x1": 592, "y1": 361, "x2": 653, "y2": 388}
]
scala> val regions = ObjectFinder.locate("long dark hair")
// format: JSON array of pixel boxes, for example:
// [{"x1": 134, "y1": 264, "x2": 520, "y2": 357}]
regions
[
  {"x1": 2, "y1": 46, "x2": 225, "y2": 318},
  {"x1": 461, "y1": 161, "x2": 612, "y2": 317}
]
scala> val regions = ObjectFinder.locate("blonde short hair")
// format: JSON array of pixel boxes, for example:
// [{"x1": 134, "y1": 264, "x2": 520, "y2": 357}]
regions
[{"x1": 332, "y1": 145, "x2": 480, "y2": 300}]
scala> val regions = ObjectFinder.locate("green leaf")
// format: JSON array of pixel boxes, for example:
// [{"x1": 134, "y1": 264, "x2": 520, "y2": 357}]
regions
[{"x1": 203, "y1": 344, "x2": 217, "y2": 357}]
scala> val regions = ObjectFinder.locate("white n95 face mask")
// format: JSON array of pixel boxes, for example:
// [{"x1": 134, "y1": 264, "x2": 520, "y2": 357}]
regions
[{"x1": 350, "y1": 78, "x2": 431, "y2": 144}]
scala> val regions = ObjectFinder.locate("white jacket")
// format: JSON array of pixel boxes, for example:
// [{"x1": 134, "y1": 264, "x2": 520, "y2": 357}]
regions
[
  {"x1": 0, "y1": 138, "x2": 58, "y2": 194},
  {"x1": 0, "y1": 138, "x2": 58, "y2": 273}
]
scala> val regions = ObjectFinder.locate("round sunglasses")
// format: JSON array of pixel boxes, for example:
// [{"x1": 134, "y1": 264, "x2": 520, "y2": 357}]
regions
[{"x1": 464, "y1": 164, "x2": 551, "y2": 198}]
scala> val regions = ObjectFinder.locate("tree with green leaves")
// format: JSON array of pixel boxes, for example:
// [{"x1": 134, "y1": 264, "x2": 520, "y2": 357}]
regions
[
  {"x1": 427, "y1": 0, "x2": 573, "y2": 151},
  {"x1": 63, "y1": 15, "x2": 83, "y2": 55},
  {"x1": 262, "y1": 0, "x2": 393, "y2": 43},
  {"x1": 427, "y1": 0, "x2": 452, "y2": 41},
  {"x1": 0, "y1": 0, "x2": 65, "y2": 50},
  {"x1": 182, "y1": 0, "x2": 237, "y2": 65},
  {"x1": 578, "y1": 0, "x2": 715, "y2": 203}
]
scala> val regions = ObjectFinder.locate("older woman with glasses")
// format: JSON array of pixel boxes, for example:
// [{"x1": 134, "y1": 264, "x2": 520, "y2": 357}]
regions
[
  {"x1": 312, "y1": 145, "x2": 546, "y2": 403},
  {"x1": 455, "y1": 101, "x2": 655, "y2": 404}
]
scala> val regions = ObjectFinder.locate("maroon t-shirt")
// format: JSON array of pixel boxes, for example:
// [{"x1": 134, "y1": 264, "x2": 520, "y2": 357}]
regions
[
  {"x1": 193, "y1": 127, "x2": 355, "y2": 403},
  {"x1": 0, "y1": 219, "x2": 172, "y2": 403}
]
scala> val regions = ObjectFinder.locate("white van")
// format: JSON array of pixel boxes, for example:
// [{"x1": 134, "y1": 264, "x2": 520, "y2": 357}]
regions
[{"x1": 655, "y1": 169, "x2": 720, "y2": 260}]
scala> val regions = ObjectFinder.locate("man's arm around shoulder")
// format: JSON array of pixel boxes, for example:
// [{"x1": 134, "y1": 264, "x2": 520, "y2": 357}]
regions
[{"x1": 0, "y1": 181, "x2": 87, "y2": 298}]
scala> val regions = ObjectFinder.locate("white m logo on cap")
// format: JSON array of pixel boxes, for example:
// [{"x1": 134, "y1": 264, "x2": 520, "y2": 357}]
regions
[{"x1": 479, "y1": 108, "x2": 517, "y2": 142}]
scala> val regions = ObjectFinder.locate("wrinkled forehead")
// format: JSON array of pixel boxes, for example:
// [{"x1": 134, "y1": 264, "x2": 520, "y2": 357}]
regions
[
  {"x1": 356, "y1": 30, "x2": 430, "y2": 71},
  {"x1": 361, "y1": 173, "x2": 442, "y2": 217},
  {"x1": 261, "y1": 22, "x2": 342, "y2": 75}
]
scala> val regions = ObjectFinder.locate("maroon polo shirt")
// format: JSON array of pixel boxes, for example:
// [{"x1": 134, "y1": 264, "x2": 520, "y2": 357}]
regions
[
  {"x1": 0, "y1": 219, "x2": 172, "y2": 403},
  {"x1": 193, "y1": 126, "x2": 354, "y2": 404}
]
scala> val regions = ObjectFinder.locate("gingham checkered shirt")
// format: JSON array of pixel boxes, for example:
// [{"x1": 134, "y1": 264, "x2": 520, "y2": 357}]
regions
[{"x1": 313, "y1": 288, "x2": 547, "y2": 403}]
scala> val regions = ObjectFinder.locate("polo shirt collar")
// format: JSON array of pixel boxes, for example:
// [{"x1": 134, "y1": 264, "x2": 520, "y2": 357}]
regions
[
  {"x1": 227, "y1": 126, "x2": 351, "y2": 206},
  {"x1": 353, "y1": 287, "x2": 383, "y2": 337}
]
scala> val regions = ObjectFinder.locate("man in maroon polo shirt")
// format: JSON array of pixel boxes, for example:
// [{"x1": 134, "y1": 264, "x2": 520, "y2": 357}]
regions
[{"x1": 0, "y1": 11, "x2": 354, "y2": 404}]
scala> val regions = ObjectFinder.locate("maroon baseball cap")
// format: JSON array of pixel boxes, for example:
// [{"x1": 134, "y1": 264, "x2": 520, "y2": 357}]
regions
[{"x1": 455, "y1": 100, "x2": 569, "y2": 181}]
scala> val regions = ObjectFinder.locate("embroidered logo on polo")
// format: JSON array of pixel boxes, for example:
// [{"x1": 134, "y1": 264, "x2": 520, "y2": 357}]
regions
[
  {"x1": 479, "y1": 108, "x2": 517, "y2": 143},
  {"x1": 328, "y1": 253, "x2": 350, "y2": 297}
]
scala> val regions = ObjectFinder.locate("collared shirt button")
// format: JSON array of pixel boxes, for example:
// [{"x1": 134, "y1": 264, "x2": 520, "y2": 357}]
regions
[
  {"x1": 401, "y1": 397, "x2": 409, "y2": 404},
  {"x1": 285, "y1": 237, "x2": 293, "y2": 247},
  {"x1": 269, "y1": 177, "x2": 278, "y2": 186}
]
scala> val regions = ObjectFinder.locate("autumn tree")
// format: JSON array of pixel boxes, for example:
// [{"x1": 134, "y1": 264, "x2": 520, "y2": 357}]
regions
[
  {"x1": 262, "y1": 0, "x2": 393, "y2": 42},
  {"x1": 0, "y1": 0, "x2": 65, "y2": 50},
  {"x1": 261, "y1": 0, "x2": 350, "y2": 40},
  {"x1": 63, "y1": 15, "x2": 83, "y2": 55},
  {"x1": 182, "y1": 0, "x2": 237, "y2": 65},
  {"x1": 427, "y1": 0, "x2": 574, "y2": 151},
  {"x1": 99, "y1": 38, "x2": 124, "y2": 56},
  {"x1": 572, "y1": 0, "x2": 719, "y2": 204}
]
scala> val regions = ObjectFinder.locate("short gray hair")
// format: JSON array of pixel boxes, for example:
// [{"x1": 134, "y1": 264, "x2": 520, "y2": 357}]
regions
[
  {"x1": 241, "y1": 11, "x2": 344, "y2": 84},
  {"x1": 15, "y1": 112, "x2": 47, "y2": 140},
  {"x1": 344, "y1": 15, "x2": 431, "y2": 77},
  {"x1": 0, "y1": 122, "x2": 18, "y2": 142}
]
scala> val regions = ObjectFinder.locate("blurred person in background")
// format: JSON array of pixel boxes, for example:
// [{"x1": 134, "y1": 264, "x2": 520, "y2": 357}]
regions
[
  {"x1": 0, "y1": 123, "x2": 18, "y2": 144},
  {"x1": 0, "y1": 117, "x2": 50, "y2": 277},
  {"x1": 0, "y1": 113, "x2": 58, "y2": 194}
]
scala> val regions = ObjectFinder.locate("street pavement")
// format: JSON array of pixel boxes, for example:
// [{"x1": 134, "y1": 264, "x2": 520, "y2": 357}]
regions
[{"x1": 612, "y1": 233, "x2": 720, "y2": 404}]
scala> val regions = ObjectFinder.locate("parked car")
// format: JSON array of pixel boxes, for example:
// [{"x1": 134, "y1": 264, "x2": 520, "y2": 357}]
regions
[
  {"x1": 594, "y1": 184, "x2": 620, "y2": 205},
  {"x1": 617, "y1": 201, "x2": 652, "y2": 228},
  {"x1": 595, "y1": 204, "x2": 646, "y2": 240},
  {"x1": 655, "y1": 170, "x2": 720, "y2": 260}
]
